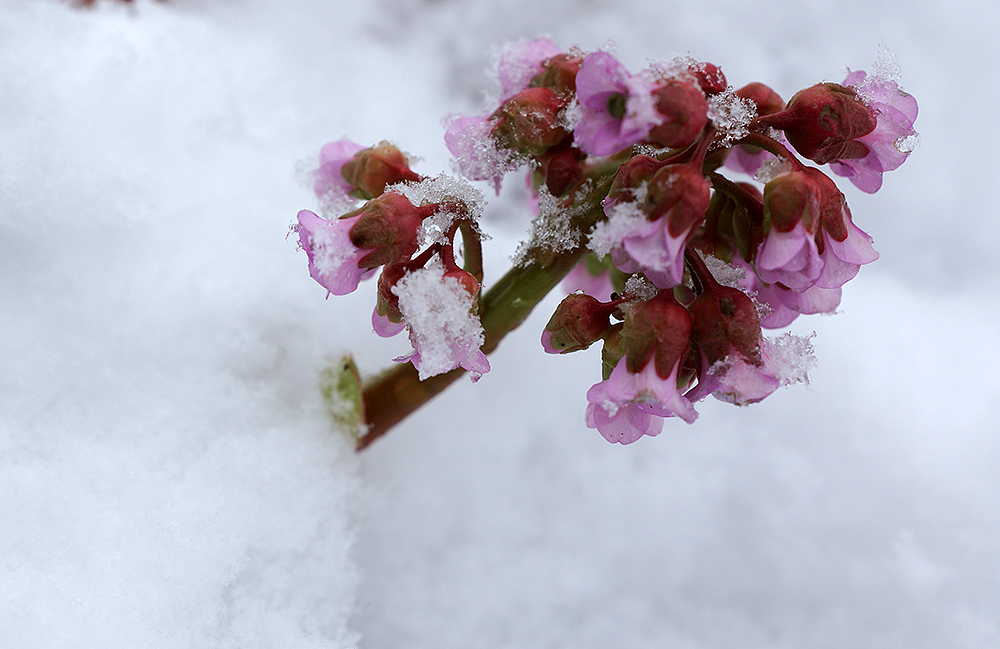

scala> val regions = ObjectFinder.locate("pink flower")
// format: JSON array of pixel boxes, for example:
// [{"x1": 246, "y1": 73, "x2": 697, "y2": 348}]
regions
[
  {"x1": 754, "y1": 221, "x2": 822, "y2": 290},
  {"x1": 585, "y1": 355, "x2": 698, "y2": 444},
  {"x1": 737, "y1": 261, "x2": 842, "y2": 328},
  {"x1": 372, "y1": 307, "x2": 405, "y2": 338},
  {"x1": 295, "y1": 209, "x2": 376, "y2": 296},
  {"x1": 561, "y1": 261, "x2": 616, "y2": 301},
  {"x1": 831, "y1": 70, "x2": 919, "y2": 193},
  {"x1": 313, "y1": 139, "x2": 365, "y2": 205},
  {"x1": 573, "y1": 51, "x2": 662, "y2": 156}
]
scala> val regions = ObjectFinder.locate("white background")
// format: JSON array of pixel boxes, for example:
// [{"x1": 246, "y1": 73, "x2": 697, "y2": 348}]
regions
[{"x1": 2, "y1": 0, "x2": 997, "y2": 647}]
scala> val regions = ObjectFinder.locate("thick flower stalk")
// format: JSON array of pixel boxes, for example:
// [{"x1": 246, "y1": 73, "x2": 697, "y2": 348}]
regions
[{"x1": 290, "y1": 41, "x2": 918, "y2": 449}]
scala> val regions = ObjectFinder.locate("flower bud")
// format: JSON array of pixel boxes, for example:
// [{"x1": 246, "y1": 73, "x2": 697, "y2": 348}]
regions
[
  {"x1": 347, "y1": 192, "x2": 425, "y2": 268},
  {"x1": 541, "y1": 293, "x2": 613, "y2": 354},
  {"x1": 605, "y1": 154, "x2": 665, "y2": 203},
  {"x1": 491, "y1": 86, "x2": 568, "y2": 158},
  {"x1": 621, "y1": 291, "x2": 692, "y2": 379},
  {"x1": 689, "y1": 62, "x2": 727, "y2": 95},
  {"x1": 734, "y1": 82, "x2": 783, "y2": 117},
  {"x1": 528, "y1": 52, "x2": 583, "y2": 95},
  {"x1": 762, "y1": 169, "x2": 821, "y2": 234},
  {"x1": 765, "y1": 83, "x2": 877, "y2": 164},
  {"x1": 687, "y1": 283, "x2": 762, "y2": 365},
  {"x1": 647, "y1": 78, "x2": 709, "y2": 149},
  {"x1": 340, "y1": 141, "x2": 421, "y2": 200},
  {"x1": 375, "y1": 262, "x2": 407, "y2": 325},
  {"x1": 643, "y1": 163, "x2": 712, "y2": 236}
]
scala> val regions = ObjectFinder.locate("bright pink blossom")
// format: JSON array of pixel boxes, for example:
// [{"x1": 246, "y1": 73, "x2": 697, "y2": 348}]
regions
[
  {"x1": 585, "y1": 355, "x2": 698, "y2": 444},
  {"x1": 573, "y1": 51, "x2": 663, "y2": 156},
  {"x1": 295, "y1": 209, "x2": 375, "y2": 296},
  {"x1": 831, "y1": 70, "x2": 919, "y2": 193}
]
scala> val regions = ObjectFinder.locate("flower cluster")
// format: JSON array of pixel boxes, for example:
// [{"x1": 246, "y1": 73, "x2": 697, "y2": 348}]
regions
[
  {"x1": 295, "y1": 141, "x2": 490, "y2": 382},
  {"x1": 293, "y1": 39, "x2": 917, "y2": 448}
]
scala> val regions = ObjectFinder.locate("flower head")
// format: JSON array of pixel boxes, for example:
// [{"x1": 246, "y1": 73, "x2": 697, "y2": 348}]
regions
[{"x1": 830, "y1": 69, "x2": 919, "y2": 193}]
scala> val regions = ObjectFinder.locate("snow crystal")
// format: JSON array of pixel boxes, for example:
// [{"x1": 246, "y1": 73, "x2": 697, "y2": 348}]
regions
[
  {"x1": 702, "y1": 253, "x2": 746, "y2": 288},
  {"x1": 511, "y1": 183, "x2": 589, "y2": 266},
  {"x1": 587, "y1": 195, "x2": 647, "y2": 258},
  {"x1": 754, "y1": 155, "x2": 793, "y2": 183},
  {"x1": 392, "y1": 257, "x2": 486, "y2": 381},
  {"x1": 708, "y1": 87, "x2": 757, "y2": 147},
  {"x1": 764, "y1": 331, "x2": 817, "y2": 386},
  {"x1": 389, "y1": 174, "x2": 489, "y2": 247},
  {"x1": 623, "y1": 274, "x2": 658, "y2": 301},
  {"x1": 444, "y1": 113, "x2": 523, "y2": 192}
]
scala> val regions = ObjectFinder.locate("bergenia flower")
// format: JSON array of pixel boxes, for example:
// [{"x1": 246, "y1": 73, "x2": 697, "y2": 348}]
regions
[
  {"x1": 313, "y1": 139, "x2": 365, "y2": 210},
  {"x1": 736, "y1": 259, "x2": 842, "y2": 328},
  {"x1": 295, "y1": 209, "x2": 376, "y2": 296},
  {"x1": 392, "y1": 258, "x2": 490, "y2": 382},
  {"x1": 831, "y1": 69, "x2": 919, "y2": 193},
  {"x1": 574, "y1": 51, "x2": 663, "y2": 156},
  {"x1": 754, "y1": 220, "x2": 823, "y2": 290},
  {"x1": 585, "y1": 355, "x2": 698, "y2": 444}
]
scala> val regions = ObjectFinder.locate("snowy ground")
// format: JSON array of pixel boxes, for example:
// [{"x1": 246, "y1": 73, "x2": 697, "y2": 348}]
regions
[{"x1": 2, "y1": 1, "x2": 998, "y2": 647}]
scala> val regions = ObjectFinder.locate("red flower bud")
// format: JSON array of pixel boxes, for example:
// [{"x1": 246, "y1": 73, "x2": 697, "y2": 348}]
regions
[
  {"x1": 643, "y1": 163, "x2": 712, "y2": 237},
  {"x1": 621, "y1": 291, "x2": 692, "y2": 379},
  {"x1": 734, "y1": 82, "x2": 784, "y2": 117},
  {"x1": 762, "y1": 169, "x2": 821, "y2": 234},
  {"x1": 340, "y1": 142, "x2": 421, "y2": 199},
  {"x1": 690, "y1": 62, "x2": 727, "y2": 95},
  {"x1": 542, "y1": 293, "x2": 613, "y2": 354},
  {"x1": 347, "y1": 192, "x2": 425, "y2": 268},
  {"x1": 606, "y1": 154, "x2": 666, "y2": 202},
  {"x1": 688, "y1": 283, "x2": 762, "y2": 365},
  {"x1": 647, "y1": 78, "x2": 709, "y2": 149},
  {"x1": 529, "y1": 52, "x2": 583, "y2": 96},
  {"x1": 491, "y1": 87, "x2": 569, "y2": 157},
  {"x1": 763, "y1": 83, "x2": 877, "y2": 164}
]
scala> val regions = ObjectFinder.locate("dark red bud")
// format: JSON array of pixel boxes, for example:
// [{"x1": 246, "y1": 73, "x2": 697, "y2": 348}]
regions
[
  {"x1": 606, "y1": 154, "x2": 665, "y2": 202},
  {"x1": 762, "y1": 170, "x2": 820, "y2": 234},
  {"x1": 734, "y1": 82, "x2": 784, "y2": 117},
  {"x1": 340, "y1": 142, "x2": 421, "y2": 199},
  {"x1": 543, "y1": 293, "x2": 613, "y2": 353},
  {"x1": 768, "y1": 83, "x2": 877, "y2": 164},
  {"x1": 688, "y1": 284, "x2": 762, "y2": 364},
  {"x1": 644, "y1": 163, "x2": 712, "y2": 237},
  {"x1": 348, "y1": 192, "x2": 423, "y2": 268},
  {"x1": 647, "y1": 78, "x2": 709, "y2": 149},
  {"x1": 690, "y1": 62, "x2": 727, "y2": 95},
  {"x1": 622, "y1": 291, "x2": 692, "y2": 379},
  {"x1": 529, "y1": 52, "x2": 583, "y2": 96},
  {"x1": 491, "y1": 87, "x2": 569, "y2": 157}
]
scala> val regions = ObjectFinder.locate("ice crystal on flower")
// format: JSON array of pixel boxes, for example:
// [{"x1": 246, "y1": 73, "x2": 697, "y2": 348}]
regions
[
  {"x1": 623, "y1": 274, "x2": 658, "y2": 301},
  {"x1": 512, "y1": 183, "x2": 589, "y2": 266},
  {"x1": 707, "y1": 87, "x2": 756, "y2": 147},
  {"x1": 765, "y1": 331, "x2": 817, "y2": 386},
  {"x1": 587, "y1": 191, "x2": 648, "y2": 258}
]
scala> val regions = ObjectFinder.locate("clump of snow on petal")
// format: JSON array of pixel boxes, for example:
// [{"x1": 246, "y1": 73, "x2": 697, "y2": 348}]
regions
[
  {"x1": 765, "y1": 331, "x2": 817, "y2": 386},
  {"x1": 588, "y1": 198, "x2": 647, "y2": 258},
  {"x1": 392, "y1": 258, "x2": 486, "y2": 381},
  {"x1": 703, "y1": 253, "x2": 746, "y2": 288},
  {"x1": 389, "y1": 174, "x2": 488, "y2": 247},
  {"x1": 755, "y1": 156, "x2": 793, "y2": 184},
  {"x1": 443, "y1": 113, "x2": 522, "y2": 192},
  {"x1": 708, "y1": 87, "x2": 757, "y2": 147},
  {"x1": 853, "y1": 43, "x2": 903, "y2": 103}
]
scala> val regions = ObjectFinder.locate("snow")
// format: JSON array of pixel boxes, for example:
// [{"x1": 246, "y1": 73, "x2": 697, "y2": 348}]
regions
[{"x1": 2, "y1": 0, "x2": 999, "y2": 648}]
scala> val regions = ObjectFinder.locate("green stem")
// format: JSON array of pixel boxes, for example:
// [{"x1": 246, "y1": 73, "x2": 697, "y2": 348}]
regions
[{"x1": 356, "y1": 175, "x2": 613, "y2": 451}]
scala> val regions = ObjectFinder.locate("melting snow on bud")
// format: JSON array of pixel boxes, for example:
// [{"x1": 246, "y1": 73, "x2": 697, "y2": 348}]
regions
[{"x1": 392, "y1": 258, "x2": 490, "y2": 381}]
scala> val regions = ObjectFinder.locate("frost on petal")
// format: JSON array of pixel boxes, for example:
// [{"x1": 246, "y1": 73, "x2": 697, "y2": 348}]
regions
[
  {"x1": 443, "y1": 114, "x2": 519, "y2": 193},
  {"x1": 313, "y1": 139, "x2": 366, "y2": 214},
  {"x1": 392, "y1": 258, "x2": 489, "y2": 381},
  {"x1": 295, "y1": 210, "x2": 374, "y2": 296},
  {"x1": 497, "y1": 37, "x2": 563, "y2": 101}
]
